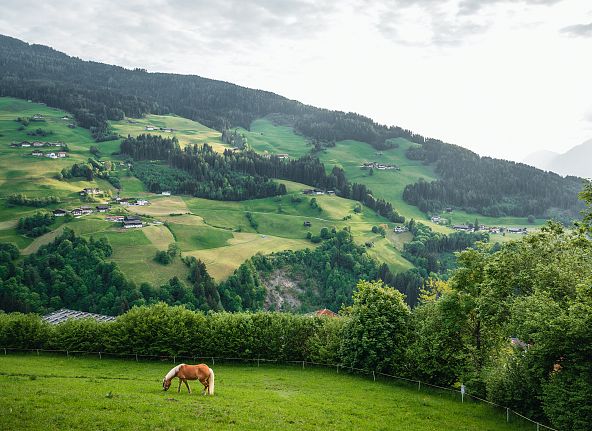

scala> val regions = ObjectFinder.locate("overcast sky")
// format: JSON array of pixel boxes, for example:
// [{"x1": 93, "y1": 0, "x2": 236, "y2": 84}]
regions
[{"x1": 1, "y1": 0, "x2": 591, "y2": 161}]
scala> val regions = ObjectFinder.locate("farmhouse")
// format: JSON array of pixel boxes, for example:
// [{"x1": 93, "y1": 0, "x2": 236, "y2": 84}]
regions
[
  {"x1": 453, "y1": 225, "x2": 472, "y2": 231},
  {"x1": 123, "y1": 215, "x2": 142, "y2": 229},
  {"x1": 32, "y1": 141, "x2": 45, "y2": 147},
  {"x1": 105, "y1": 215, "x2": 125, "y2": 222},
  {"x1": 161, "y1": 191, "x2": 171, "y2": 196},
  {"x1": 80, "y1": 206, "x2": 93, "y2": 215},
  {"x1": 52, "y1": 209, "x2": 68, "y2": 217},
  {"x1": 80, "y1": 187, "x2": 101, "y2": 196},
  {"x1": 46, "y1": 152, "x2": 57, "y2": 159},
  {"x1": 57, "y1": 151, "x2": 67, "y2": 158},
  {"x1": 393, "y1": 226, "x2": 408, "y2": 233},
  {"x1": 20, "y1": 142, "x2": 31, "y2": 147},
  {"x1": 276, "y1": 153, "x2": 289, "y2": 160},
  {"x1": 31, "y1": 150, "x2": 43, "y2": 156},
  {"x1": 361, "y1": 161, "x2": 400, "y2": 171},
  {"x1": 508, "y1": 227, "x2": 527, "y2": 234},
  {"x1": 145, "y1": 126, "x2": 157, "y2": 131},
  {"x1": 136, "y1": 199, "x2": 149, "y2": 206},
  {"x1": 430, "y1": 215, "x2": 441, "y2": 223},
  {"x1": 314, "y1": 308, "x2": 337, "y2": 317},
  {"x1": 326, "y1": 190, "x2": 336, "y2": 195},
  {"x1": 70, "y1": 208, "x2": 83, "y2": 216},
  {"x1": 302, "y1": 189, "x2": 324, "y2": 195},
  {"x1": 95, "y1": 205, "x2": 110, "y2": 212},
  {"x1": 303, "y1": 221, "x2": 312, "y2": 227}
]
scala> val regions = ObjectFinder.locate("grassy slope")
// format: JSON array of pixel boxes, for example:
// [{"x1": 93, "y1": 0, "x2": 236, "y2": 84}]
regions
[
  {"x1": 0, "y1": 355, "x2": 531, "y2": 431},
  {"x1": 0, "y1": 99, "x2": 414, "y2": 284}
]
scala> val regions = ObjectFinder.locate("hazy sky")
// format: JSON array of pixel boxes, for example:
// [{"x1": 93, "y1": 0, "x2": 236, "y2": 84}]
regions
[{"x1": 1, "y1": 0, "x2": 591, "y2": 161}]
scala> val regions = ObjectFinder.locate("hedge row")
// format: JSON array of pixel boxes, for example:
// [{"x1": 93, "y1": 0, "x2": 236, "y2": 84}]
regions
[{"x1": 0, "y1": 303, "x2": 345, "y2": 362}]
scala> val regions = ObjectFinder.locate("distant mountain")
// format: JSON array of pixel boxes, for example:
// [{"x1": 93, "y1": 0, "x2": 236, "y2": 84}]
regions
[
  {"x1": 523, "y1": 150, "x2": 559, "y2": 171},
  {"x1": 524, "y1": 139, "x2": 592, "y2": 178}
]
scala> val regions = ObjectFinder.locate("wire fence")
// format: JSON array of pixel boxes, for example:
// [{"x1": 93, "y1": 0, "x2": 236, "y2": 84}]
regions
[{"x1": 1, "y1": 347, "x2": 557, "y2": 431}]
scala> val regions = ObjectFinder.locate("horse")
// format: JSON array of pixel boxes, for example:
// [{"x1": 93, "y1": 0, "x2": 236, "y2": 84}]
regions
[{"x1": 162, "y1": 363, "x2": 215, "y2": 395}]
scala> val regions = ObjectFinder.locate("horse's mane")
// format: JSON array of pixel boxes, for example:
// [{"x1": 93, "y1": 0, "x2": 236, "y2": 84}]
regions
[{"x1": 164, "y1": 364, "x2": 185, "y2": 381}]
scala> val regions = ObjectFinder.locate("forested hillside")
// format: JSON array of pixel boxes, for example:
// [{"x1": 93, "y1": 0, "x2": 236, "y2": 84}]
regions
[{"x1": 0, "y1": 34, "x2": 583, "y2": 220}]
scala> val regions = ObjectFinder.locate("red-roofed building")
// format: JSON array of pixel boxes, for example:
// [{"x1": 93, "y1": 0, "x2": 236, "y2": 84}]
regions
[{"x1": 315, "y1": 308, "x2": 337, "y2": 317}]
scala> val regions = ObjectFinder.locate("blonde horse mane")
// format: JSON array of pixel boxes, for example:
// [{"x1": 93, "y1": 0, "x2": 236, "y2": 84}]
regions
[{"x1": 164, "y1": 364, "x2": 184, "y2": 382}]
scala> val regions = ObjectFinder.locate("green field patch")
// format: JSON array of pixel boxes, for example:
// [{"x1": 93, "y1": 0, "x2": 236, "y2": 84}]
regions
[
  {"x1": 238, "y1": 118, "x2": 311, "y2": 158},
  {"x1": 127, "y1": 196, "x2": 190, "y2": 216},
  {"x1": 186, "y1": 233, "x2": 312, "y2": 281},
  {"x1": 0, "y1": 227, "x2": 33, "y2": 249},
  {"x1": 0, "y1": 354, "x2": 532, "y2": 431},
  {"x1": 142, "y1": 224, "x2": 175, "y2": 249},
  {"x1": 110, "y1": 114, "x2": 228, "y2": 153},
  {"x1": 99, "y1": 229, "x2": 152, "y2": 246},
  {"x1": 168, "y1": 223, "x2": 233, "y2": 250}
]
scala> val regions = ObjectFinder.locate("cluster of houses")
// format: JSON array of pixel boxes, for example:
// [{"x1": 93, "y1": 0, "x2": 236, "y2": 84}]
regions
[
  {"x1": 53, "y1": 205, "x2": 108, "y2": 217},
  {"x1": 31, "y1": 150, "x2": 67, "y2": 159},
  {"x1": 145, "y1": 126, "x2": 174, "y2": 133},
  {"x1": 116, "y1": 197, "x2": 150, "y2": 206},
  {"x1": 262, "y1": 153, "x2": 290, "y2": 160},
  {"x1": 451, "y1": 224, "x2": 527, "y2": 234},
  {"x1": 80, "y1": 188, "x2": 102, "y2": 197},
  {"x1": 360, "y1": 161, "x2": 400, "y2": 171},
  {"x1": 302, "y1": 189, "x2": 335, "y2": 196},
  {"x1": 11, "y1": 141, "x2": 66, "y2": 148},
  {"x1": 54, "y1": 207, "x2": 143, "y2": 229}
]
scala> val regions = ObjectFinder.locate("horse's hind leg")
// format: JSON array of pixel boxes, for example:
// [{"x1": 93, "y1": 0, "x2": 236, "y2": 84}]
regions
[{"x1": 184, "y1": 380, "x2": 191, "y2": 394}]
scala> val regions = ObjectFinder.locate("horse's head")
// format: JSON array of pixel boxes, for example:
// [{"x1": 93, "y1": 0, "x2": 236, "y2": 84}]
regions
[{"x1": 162, "y1": 378, "x2": 171, "y2": 391}]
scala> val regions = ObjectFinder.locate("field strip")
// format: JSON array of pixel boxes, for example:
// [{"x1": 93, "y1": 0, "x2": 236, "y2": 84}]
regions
[
  {"x1": 0, "y1": 219, "x2": 16, "y2": 229},
  {"x1": 142, "y1": 224, "x2": 175, "y2": 249},
  {"x1": 21, "y1": 225, "x2": 65, "y2": 255}
]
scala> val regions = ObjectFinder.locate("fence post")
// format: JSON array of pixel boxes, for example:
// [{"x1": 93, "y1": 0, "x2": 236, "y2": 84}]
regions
[
  {"x1": 506, "y1": 408, "x2": 509, "y2": 422},
  {"x1": 257, "y1": 358, "x2": 260, "y2": 368},
  {"x1": 135, "y1": 353, "x2": 138, "y2": 362},
  {"x1": 99, "y1": 352, "x2": 102, "y2": 360},
  {"x1": 418, "y1": 381, "x2": 421, "y2": 391},
  {"x1": 66, "y1": 350, "x2": 69, "y2": 358},
  {"x1": 173, "y1": 356, "x2": 176, "y2": 364},
  {"x1": 336, "y1": 365, "x2": 339, "y2": 373},
  {"x1": 37, "y1": 349, "x2": 39, "y2": 356},
  {"x1": 302, "y1": 361, "x2": 305, "y2": 369},
  {"x1": 372, "y1": 371, "x2": 376, "y2": 382},
  {"x1": 212, "y1": 357, "x2": 215, "y2": 365},
  {"x1": 3, "y1": 348, "x2": 6, "y2": 355},
  {"x1": 537, "y1": 423, "x2": 540, "y2": 431}
]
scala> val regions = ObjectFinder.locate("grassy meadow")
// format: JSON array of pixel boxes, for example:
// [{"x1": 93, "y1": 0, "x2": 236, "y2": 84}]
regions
[{"x1": 0, "y1": 354, "x2": 534, "y2": 431}]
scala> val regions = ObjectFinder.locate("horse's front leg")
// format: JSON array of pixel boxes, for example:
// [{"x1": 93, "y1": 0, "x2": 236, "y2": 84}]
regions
[
  {"x1": 184, "y1": 380, "x2": 191, "y2": 394},
  {"x1": 177, "y1": 379, "x2": 182, "y2": 393},
  {"x1": 201, "y1": 379, "x2": 208, "y2": 395}
]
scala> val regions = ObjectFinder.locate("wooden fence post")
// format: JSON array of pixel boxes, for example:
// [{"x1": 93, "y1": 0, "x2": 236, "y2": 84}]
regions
[
  {"x1": 372, "y1": 371, "x2": 376, "y2": 381},
  {"x1": 506, "y1": 408, "x2": 509, "y2": 422}
]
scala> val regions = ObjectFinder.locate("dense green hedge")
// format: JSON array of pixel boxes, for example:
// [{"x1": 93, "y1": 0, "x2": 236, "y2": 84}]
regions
[{"x1": 0, "y1": 304, "x2": 333, "y2": 361}]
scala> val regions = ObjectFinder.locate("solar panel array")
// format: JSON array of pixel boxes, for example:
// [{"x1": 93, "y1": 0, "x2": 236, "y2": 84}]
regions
[{"x1": 43, "y1": 308, "x2": 116, "y2": 325}]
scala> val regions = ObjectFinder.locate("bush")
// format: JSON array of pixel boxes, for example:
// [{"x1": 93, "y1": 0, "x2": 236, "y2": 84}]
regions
[
  {"x1": 340, "y1": 280, "x2": 410, "y2": 374},
  {"x1": 0, "y1": 313, "x2": 51, "y2": 349}
]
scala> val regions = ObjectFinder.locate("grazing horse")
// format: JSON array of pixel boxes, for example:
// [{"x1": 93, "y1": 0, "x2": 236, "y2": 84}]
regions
[{"x1": 162, "y1": 363, "x2": 215, "y2": 395}]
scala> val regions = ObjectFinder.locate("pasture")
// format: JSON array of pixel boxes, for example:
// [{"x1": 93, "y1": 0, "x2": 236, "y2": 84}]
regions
[{"x1": 0, "y1": 354, "x2": 533, "y2": 431}]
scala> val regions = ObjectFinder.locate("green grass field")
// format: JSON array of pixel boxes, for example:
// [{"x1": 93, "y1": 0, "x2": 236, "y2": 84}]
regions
[{"x1": 0, "y1": 354, "x2": 533, "y2": 431}]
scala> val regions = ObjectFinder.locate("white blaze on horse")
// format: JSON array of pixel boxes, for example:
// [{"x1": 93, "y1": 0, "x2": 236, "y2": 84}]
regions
[{"x1": 162, "y1": 363, "x2": 215, "y2": 395}]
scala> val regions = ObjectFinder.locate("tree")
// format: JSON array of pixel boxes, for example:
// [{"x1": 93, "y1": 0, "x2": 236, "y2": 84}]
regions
[{"x1": 340, "y1": 280, "x2": 410, "y2": 373}]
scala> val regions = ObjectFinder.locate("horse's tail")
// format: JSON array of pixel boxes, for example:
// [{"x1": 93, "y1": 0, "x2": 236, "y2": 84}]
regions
[{"x1": 208, "y1": 368, "x2": 215, "y2": 395}]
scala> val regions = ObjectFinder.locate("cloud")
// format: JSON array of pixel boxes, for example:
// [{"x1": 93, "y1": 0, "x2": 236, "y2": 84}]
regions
[
  {"x1": 560, "y1": 22, "x2": 592, "y2": 38},
  {"x1": 458, "y1": 0, "x2": 564, "y2": 16}
]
